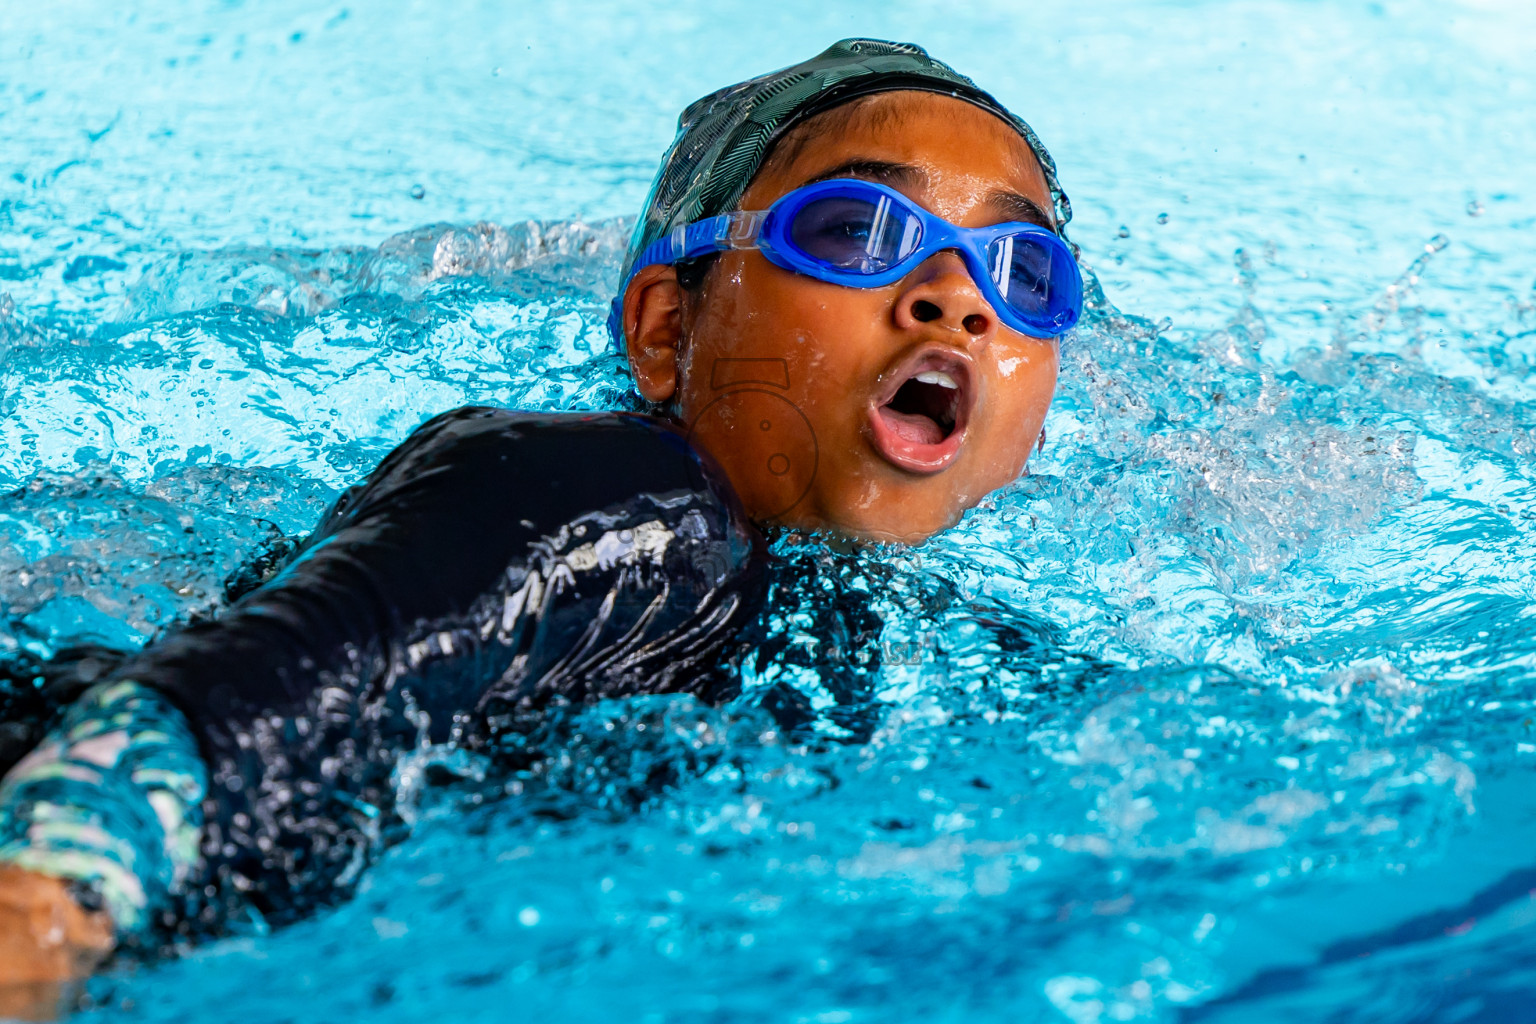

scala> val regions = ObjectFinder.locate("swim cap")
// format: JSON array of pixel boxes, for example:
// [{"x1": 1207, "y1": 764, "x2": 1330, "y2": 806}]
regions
[{"x1": 621, "y1": 38, "x2": 1073, "y2": 287}]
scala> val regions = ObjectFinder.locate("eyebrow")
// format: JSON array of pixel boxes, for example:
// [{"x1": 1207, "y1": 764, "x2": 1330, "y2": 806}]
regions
[
  {"x1": 798, "y1": 159, "x2": 1058, "y2": 231},
  {"x1": 802, "y1": 158, "x2": 927, "y2": 190},
  {"x1": 985, "y1": 189, "x2": 1057, "y2": 231}
]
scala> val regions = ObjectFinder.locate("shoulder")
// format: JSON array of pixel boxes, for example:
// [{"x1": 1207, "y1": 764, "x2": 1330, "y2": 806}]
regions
[
  {"x1": 308, "y1": 407, "x2": 747, "y2": 551},
  {"x1": 377, "y1": 406, "x2": 713, "y2": 497}
]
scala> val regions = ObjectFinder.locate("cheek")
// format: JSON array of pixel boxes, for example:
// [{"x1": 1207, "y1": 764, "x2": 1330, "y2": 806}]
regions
[
  {"x1": 976, "y1": 343, "x2": 1059, "y2": 470},
  {"x1": 683, "y1": 259, "x2": 885, "y2": 401},
  {"x1": 672, "y1": 259, "x2": 901, "y2": 527},
  {"x1": 995, "y1": 340, "x2": 1060, "y2": 389},
  {"x1": 992, "y1": 343, "x2": 1059, "y2": 419}
]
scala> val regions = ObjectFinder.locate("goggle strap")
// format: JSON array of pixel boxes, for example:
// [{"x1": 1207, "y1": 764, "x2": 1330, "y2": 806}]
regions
[
  {"x1": 680, "y1": 211, "x2": 765, "y2": 258},
  {"x1": 613, "y1": 211, "x2": 771, "y2": 348},
  {"x1": 722, "y1": 210, "x2": 767, "y2": 250},
  {"x1": 633, "y1": 211, "x2": 768, "y2": 274}
]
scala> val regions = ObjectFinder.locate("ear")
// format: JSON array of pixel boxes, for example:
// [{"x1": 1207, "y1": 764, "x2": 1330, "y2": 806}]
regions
[{"x1": 622, "y1": 264, "x2": 685, "y2": 405}]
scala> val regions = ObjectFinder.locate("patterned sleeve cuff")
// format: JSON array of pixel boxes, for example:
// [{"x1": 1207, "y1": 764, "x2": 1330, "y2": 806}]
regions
[{"x1": 0, "y1": 680, "x2": 207, "y2": 935}]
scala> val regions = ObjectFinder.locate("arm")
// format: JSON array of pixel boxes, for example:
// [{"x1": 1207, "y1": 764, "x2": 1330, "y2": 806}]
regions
[
  {"x1": 1, "y1": 408, "x2": 766, "y2": 946},
  {"x1": 0, "y1": 678, "x2": 199, "y2": 1015}
]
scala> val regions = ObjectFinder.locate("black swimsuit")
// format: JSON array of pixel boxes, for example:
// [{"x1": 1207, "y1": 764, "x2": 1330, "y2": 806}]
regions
[{"x1": 108, "y1": 406, "x2": 767, "y2": 928}]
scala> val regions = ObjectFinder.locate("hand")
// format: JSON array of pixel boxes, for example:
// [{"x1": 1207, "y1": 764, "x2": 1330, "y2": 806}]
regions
[{"x1": 0, "y1": 866, "x2": 115, "y2": 1022}]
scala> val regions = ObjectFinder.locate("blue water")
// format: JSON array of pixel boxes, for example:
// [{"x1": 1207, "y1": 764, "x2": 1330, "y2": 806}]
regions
[{"x1": 4, "y1": 1, "x2": 1536, "y2": 1020}]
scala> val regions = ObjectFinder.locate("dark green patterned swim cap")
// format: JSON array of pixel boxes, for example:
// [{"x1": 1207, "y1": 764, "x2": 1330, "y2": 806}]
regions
[{"x1": 621, "y1": 38, "x2": 1073, "y2": 288}]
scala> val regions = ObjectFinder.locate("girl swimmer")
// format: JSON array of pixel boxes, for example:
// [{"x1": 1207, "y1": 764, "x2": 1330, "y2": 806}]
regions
[{"x1": 0, "y1": 39, "x2": 1081, "y2": 1014}]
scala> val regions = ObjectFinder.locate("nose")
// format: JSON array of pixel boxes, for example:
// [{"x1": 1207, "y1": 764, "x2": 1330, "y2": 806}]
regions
[{"x1": 892, "y1": 251, "x2": 996, "y2": 345}]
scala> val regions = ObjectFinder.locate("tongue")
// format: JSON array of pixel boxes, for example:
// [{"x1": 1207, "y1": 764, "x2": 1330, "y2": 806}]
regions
[{"x1": 878, "y1": 405, "x2": 945, "y2": 446}]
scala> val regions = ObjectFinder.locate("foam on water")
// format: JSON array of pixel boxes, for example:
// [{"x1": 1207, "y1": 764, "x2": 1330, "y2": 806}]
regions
[{"x1": 3, "y1": 1, "x2": 1536, "y2": 1020}]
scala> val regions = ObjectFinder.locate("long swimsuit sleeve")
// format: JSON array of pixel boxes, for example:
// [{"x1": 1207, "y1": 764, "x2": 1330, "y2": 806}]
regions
[{"x1": 3, "y1": 408, "x2": 767, "y2": 938}]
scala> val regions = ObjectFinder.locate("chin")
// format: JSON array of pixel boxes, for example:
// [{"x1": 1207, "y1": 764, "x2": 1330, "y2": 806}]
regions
[{"x1": 822, "y1": 504, "x2": 967, "y2": 546}]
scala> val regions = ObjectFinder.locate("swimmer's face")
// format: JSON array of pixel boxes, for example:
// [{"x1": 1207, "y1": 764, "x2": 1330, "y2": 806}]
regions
[{"x1": 623, "y1": 91, "x2": 1061, "y2": 544}]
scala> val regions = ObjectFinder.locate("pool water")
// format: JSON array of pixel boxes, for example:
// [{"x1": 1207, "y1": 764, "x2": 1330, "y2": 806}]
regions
[{"x1": 4, "y1": 1, "x2": 1536, "y2": 1020}]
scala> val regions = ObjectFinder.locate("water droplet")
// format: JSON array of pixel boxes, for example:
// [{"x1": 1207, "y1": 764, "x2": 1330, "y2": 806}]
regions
[
  {"x1": 1157, "y1": 212, "x2": 1169, "y2": 225},
  {"x1": 1117, "y1": 225, "x2": 1131, "y2": 239},
  {"x1": 409, "y1": 184, "x2": 426, "y2": 200}
]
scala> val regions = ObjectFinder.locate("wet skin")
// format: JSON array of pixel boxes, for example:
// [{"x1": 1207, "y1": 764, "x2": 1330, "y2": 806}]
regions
[
  {"x1": 623, "y1": 91, "x2": 1063, "y2": 544},
  {"x1": 0, "y1": 866, "x2": 113, "y2": 1019}
]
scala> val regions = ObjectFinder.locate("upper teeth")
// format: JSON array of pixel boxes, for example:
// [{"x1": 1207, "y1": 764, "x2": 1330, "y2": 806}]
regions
[{"x1": 915, "y1": 370, "x2": 959, "y2": 389}]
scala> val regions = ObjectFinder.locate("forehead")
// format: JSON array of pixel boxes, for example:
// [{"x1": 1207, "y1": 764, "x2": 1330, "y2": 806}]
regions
[{"x1": 741, "y1": 91, "x2": 1052, "y2": 219}]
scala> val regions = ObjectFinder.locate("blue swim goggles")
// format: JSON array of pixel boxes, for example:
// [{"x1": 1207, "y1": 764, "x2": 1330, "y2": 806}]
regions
[{"x1": 609, "y1": 177, "x2": 1083, "y2": 348}]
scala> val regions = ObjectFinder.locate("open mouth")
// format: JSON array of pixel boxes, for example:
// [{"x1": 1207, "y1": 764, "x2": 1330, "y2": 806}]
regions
[{"x1": 867, "y1": 347, "x2": 975, "y2": 474}]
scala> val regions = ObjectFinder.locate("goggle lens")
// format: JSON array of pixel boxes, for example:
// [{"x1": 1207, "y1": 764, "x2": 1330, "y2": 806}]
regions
[
  {"x1": 986, "y1": 233, "x2": 1067, "y2": 322},
  {"x1": 788, "y1": 194, "x2": 924, "y2": 273}
]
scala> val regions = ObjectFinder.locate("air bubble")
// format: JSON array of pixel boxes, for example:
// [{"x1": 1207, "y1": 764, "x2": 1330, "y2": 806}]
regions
[
  {"x1": 409, "y1": 184, "x2": 426, "y2": 200},
  {"x1": 1117, "y1": 225, "x2": 1131, "y2": 239},
  {"x1": 1156, "y1": 213, "x2": 1169, "y2": 225}
]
